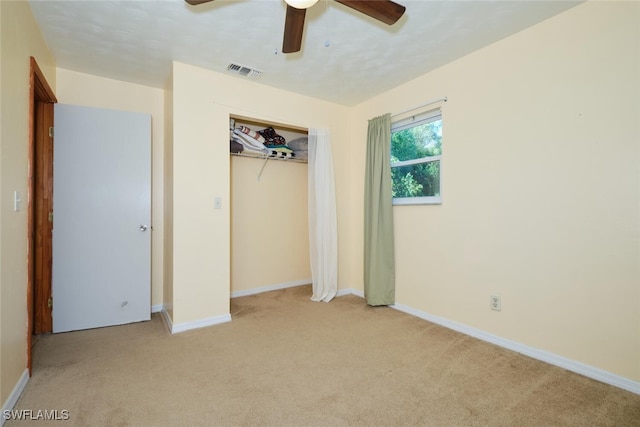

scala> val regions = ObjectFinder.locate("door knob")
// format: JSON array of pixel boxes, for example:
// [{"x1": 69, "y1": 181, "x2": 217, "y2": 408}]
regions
[{"x1": 139, "y1": 225, "x2": 148, "y2": 232}]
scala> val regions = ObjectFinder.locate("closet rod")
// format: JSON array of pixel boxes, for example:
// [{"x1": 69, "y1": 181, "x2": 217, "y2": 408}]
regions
[
  {"x1": 391, "y1": 96, "x2": 448, "y2": 118},
  {"x1": 230, "y1": 152, "x2": 307, "y2": 164}
]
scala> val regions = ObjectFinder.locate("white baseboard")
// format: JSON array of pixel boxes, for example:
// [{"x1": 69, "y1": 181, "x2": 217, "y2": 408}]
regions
[
  {"x1": 338, "y1": 288, "x2": 640, "y2": 395},
  {"x1": 1, "y1": 369, "x2": 29, "y2": 427},
  {"x1": 230, "y1": 279, "x2": 311, "y2": 299},
  {"x1": 160, "y1": 306, "x2": 231, "y2": 334},
  {"x1": 159, "y1": 307, "x2": 173, "y2": 332},
  {"x1": 158, "y1": 278, "x2": 314, "y2": 333},
  {"x1": 337, "y1": 287, "x2": 363, "y2": 298}
]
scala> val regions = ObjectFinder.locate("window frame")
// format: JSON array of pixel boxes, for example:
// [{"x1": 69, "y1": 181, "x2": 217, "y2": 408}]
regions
[{"x1": 390, "y1": 108, "x2": 443, "y2": 206}]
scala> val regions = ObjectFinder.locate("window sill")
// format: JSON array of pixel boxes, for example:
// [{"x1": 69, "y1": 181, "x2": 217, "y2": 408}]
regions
[{"x1": 392, "y1": 196, "x2": 442, "y2": 206}]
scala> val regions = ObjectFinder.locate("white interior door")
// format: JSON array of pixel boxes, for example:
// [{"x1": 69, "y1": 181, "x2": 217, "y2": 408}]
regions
[{"x1": 52, "y1": 104, "x2": 151, "y2": 333}]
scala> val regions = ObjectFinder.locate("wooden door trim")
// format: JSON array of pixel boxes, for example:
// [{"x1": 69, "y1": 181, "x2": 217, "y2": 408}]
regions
[
  {"x1": 28, "y1": 57, "x2": 56, "y2": 374},
  {"x1": 33, "y1": 102, "x2": 54, "y2": 334}
]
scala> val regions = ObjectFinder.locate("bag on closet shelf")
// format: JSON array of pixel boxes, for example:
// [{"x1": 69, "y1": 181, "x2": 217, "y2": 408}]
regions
[
  {"x1": 232, "y1": 129, "x2": 267, "y2": 153},
  {"x1": 288, "y1": 137, "x2": 308, "y2": 160},
  {"x1": 258, "y1": 127, "x2": 286, "y2": 146},
  {"x1": 230, "y1": 139, "x2": 244, "y2": 153},
  {"x1": 236, "y1": 125, "x2": 265, "y2": 144}
]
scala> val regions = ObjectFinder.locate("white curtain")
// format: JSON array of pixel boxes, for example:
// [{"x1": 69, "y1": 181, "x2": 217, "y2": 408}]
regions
[{"x1": 308, "y1": 128, "x2": 338, "y2": 302}]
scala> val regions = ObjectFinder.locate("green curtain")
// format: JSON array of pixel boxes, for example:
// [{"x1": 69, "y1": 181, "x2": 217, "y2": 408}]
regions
[{"x1": 364, "y1": 113, "x2": 395, "y2": 306}]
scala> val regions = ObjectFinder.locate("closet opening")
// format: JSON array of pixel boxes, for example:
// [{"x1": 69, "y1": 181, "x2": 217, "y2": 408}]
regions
[{"x1": 229, "y1": 115, "x2": 312, "y2": 299}]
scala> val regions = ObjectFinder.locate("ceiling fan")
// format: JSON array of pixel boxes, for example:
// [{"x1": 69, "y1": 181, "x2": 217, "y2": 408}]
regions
[{"x1": 185, "y1": 0, "x2": 406, "y2": 54}]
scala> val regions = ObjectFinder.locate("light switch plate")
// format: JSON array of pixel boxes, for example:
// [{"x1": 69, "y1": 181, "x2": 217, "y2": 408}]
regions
[{"x1": 14, "y1": 191, "x2": 21, "y2": 212}]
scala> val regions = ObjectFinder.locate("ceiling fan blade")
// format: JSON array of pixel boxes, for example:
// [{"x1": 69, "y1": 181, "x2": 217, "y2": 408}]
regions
[
  {"x1": 185, "y1": 0, "x2": 214, "y2": 5},
  {"x1": 282, "y1": 5, "x2": 306, "y2": 53},
  {"x1": 334, "y1": 0, "x2": 405, "y2": 25}
]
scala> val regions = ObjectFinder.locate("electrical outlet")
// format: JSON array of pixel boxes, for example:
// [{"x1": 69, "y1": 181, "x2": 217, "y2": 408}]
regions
[{"x1": 490, "y1": 295, "x2": 501, "y2": 311}]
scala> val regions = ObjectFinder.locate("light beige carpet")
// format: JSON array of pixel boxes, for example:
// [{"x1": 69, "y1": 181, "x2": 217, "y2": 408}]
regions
[{"x1": 8, "y1": 285, "x2": 640, "y2": 426}]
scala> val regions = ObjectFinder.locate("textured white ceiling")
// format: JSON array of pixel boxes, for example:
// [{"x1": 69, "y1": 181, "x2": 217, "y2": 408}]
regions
[{"x1": 28, "y1": 0, "x2": 582, "y2": 106}]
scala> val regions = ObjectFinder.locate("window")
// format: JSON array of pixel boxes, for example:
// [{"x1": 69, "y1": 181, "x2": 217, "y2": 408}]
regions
[{"x1": 391, "y1": 109, "x2": 442, "y2": 205}]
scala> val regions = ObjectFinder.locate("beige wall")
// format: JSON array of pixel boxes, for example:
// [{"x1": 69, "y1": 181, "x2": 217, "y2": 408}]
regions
[
  {"x1": 351, "y1": 1, "x2": 640, "y2": 382},
  {"x1": 0, "y1": 0, "x2": 56, "y2": 407},
  {"x1": 55, "y1": 69, "x2": 165, "y2": 308},
  {"x1": 167, "y1": 61, "x2": 350, "y2": 325},
  {"x1": 231, "y1": 156, "x2": 310, "y2": 293}
]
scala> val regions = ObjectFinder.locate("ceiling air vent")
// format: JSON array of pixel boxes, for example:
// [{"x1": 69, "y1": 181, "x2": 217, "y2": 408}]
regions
[{"x1": 226, "y1": 63, "x2": 262, "y2": 79}]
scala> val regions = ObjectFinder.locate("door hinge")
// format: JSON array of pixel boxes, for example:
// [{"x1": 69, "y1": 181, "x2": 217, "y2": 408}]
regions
[
  {"x1": 48, "y1": 211, "x2": 54, "y2": 223},
  {"x1": 48, "y1": 297, "x2": 53, "y2": 308},
  {"x1": 48, "y1": 126, "x2": 54, "y2": 138}
]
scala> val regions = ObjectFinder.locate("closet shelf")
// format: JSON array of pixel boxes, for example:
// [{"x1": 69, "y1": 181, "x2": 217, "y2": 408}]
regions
[{"x1": 230, "y1": 152, "x2": 308, "y2": 164}]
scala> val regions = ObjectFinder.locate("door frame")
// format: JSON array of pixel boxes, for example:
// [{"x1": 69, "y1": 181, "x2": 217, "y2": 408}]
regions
[{"x1": 27, "y1": 57, "x2": 57, "y2": 373}]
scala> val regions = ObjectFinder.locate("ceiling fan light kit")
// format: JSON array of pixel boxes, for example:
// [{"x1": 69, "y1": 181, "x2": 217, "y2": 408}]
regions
[
  {"x1": 185, "y1": 0, "x2": 405, "y2": 54},
  {"x1": 284, "y1": 0, "x2": 319, "y2": 9}
]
